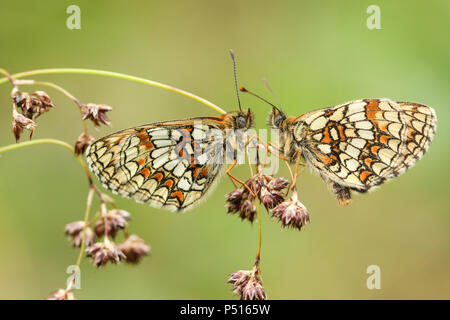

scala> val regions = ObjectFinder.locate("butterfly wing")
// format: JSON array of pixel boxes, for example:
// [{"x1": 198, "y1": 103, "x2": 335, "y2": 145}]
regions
[
  {"x1": 86, "y1": 118, "x2": 228, "y2": 212},
  {"x1": 392, "y1": 101, "x2": 437, "y2": 175},
  {"x1": 293, "y1": 99, "x2": 436, "y2": 195}
]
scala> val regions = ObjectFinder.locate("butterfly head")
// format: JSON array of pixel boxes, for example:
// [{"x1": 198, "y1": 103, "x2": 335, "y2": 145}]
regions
[
  {"x1": 232, "y1": 108, "x2": 254, "y2": 129},
  {"x1": 228, "y1": 50, "x2": 254, "y2": 130},
  {"x1": 238, "y1": 86, "x2": 287, "y2": 129},
  {"x1": 267, "y1": 106, "x2": 287, "y2": 129}
]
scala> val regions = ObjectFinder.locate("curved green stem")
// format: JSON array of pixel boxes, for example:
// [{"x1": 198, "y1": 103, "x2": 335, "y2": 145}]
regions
[
  {"x1": 0, "y1": 68, "x2": 227, "y2": 115},
  {"x1": 0, "y1": 138, "x2": 73, "y2": 154},
  {"x1": 0, "y1": 68, "x2": 15, "y2": 86},
  {"x1": 76, "y1": 187, "x2": 95, "y2": 268},
  {"x1": 32, "y1": 81, "x2": 83, "y2": 106},
  {"x1": 0, "y1": 138, "x2": 93, "y2": 185}
]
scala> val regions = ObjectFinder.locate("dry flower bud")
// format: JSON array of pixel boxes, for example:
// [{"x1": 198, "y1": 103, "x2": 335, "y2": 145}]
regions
[
  {"x1": 94, "y1": 209, "x2": 130, "y2": 238},
  {"x1": 260, "y1": 188, "x2": 284, "y2": 210},
  {"x1": 12, "y1": 109, "x2": 35, "y2": 142},
  {"x1": 271, "y1": 191, "x2": 309, "y2": 230},
  {"x1": 81, "y1": 103, "x2": 112, "y2": 127},
  {"x1": 13, "y1": 90, "x2": 54, "y2": 120},
  {"x1": 47, "y1": 288, "x2": 75, "y2": 300},
  {"x1": 270, "y1": 177, "x2": 290, "y2": 191},
  {"x1": 33, "y1": 90, "x2": 55, "y2": 108},
  {"x1": 246, "y1": 175, "x2": 262, "y2": 196},
  {"x1": 118, "y1": 235, "x2": 151, "y2": 264},
  {"x1": 228, "y1": 267, "x2": 267, "y2": 300},
  {"x1": 241, "y1": 277, "x2": 267, "y2": 300},
  {"x1": 260, "y1": 177, "x2": 289, "y2": 210},
  {"x1": 74, "y1": 132, "x2": 95, "y2": 155},
  {"x1": 225, "y1": 189, "x2": 244, "y2": 213},
  {"x1": 225, "y1": 172, "x2": 288, "y2": 222},
  {"x1": 86, "y1": 240, "x2": 125, "y2": 267},
  {"x1": 225, "y1": 189, "x2": 257, "y2": 222},
  {"x1": 239, "y1": 198, "x2": 257, "y2": 222},
  {"x1": 13, "y1": 92, "x2": 32, "y2": 112},
  {"x1": 65, "y1": 221, "x2": 95, "y2": 248},
  {"x1": 228, "y1": 270, "x2": 252, "y2": 296}
]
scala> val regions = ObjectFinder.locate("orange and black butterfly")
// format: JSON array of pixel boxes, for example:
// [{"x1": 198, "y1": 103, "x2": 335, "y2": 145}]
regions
[
  {"x1": 86, "y1": 51, "x2": 254, "y2": 211},
  {"x1": 242, "y1": 86, "x2": 437, "y2": 205}
]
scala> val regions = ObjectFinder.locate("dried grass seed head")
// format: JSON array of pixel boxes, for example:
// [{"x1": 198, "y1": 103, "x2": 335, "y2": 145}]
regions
[
  {"x1": 81, "y1": 103, "x2": 112, "y2": 127},
  {"x1": 13, "y1": 90, "x2": 54, "y2": 120},
  {"x1": 225, "y1": 172, "x2": 288, "y2": 222},
  {"x1": 74, "y1": 132, "x2": 95, "y2": 155},
  {"x1": 47, "y1": 288, "x2": 75, "y2": 300},
  {"x1": 94, "y1": 209, "x2": 130, "y2": 238},
  {"x1": 12, "y1": 109, "x2": 35, "y2": 142},
  {"x1": 65, "y1": 221, "x2": 96, "y2": 248},
  {"x1": 118, "y1": 234, "x2": 151, "y2": 264},
  {"x1": 86, "y1": 240, "x2": 125, "y2": 267},
  {"x1": 228, "y1": 268, "x2": 267, "y2": 300},
  {"x1": 271, "y1": 190, "x2": 309, "y2": 230}
]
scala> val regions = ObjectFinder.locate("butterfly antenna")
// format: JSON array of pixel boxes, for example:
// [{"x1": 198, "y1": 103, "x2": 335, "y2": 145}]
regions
[
  {"x1": 229, "y1": 49, "x2": 242, "y2": 111},
  {"x1": 239, "y1": 86, "x2": 280, "y2": 111},
  {"x1": 262, "y1": 78, "x2": 282, "y2": 111}
]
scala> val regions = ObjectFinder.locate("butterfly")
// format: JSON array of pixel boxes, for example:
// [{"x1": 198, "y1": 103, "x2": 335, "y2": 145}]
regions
[
  {"x1": 242, "y1": 87, "x2": 437, "y2": 205},
  {"x1": 86, "y1": 51, "x2": 254, "y2": 212}
]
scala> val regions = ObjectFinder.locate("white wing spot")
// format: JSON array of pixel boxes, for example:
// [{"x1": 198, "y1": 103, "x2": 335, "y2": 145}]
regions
[
  {"x1": 318, "y1": 144, "x2": 332, "y2": 154},
  {"x1": 355, "y1": 121, "x2": 373, "y2": 130},
  {"x1": 345, "y1": 158, "x2": 360, "y2": 171},
  {"x1": 310, "y1": 116, "x2": 328, "y2": 130},
  {"x1": 351, "y1": 138, "x2": 366, "y2": 149},
  {"x1": 346, "y1": 101, "x2": 366, "y2": 115}
]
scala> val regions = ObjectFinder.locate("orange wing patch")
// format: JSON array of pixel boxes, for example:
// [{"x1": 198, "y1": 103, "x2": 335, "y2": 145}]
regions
[
  {"x1": 365, "y1": 99, "x2": 380, "y2": 120},
  {"x1": 141, "y1": 168, "x2": 150, "y2": 178},
  {"x1": 359, "y1": 170, "x2": 372, "y2": 183}
]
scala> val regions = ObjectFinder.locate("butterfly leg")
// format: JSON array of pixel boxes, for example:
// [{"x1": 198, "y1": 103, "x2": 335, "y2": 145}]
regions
[
  {"x1": 287, "y1": 149, "x2": 305, "y2": 192},
  {"x1": 267, "y1": 142, "x2": 290, "y2": 161},
  {"x1": 226, "y1": 160, "x2": 257, "y2": 198},
  {"x1": 226, "y1": 160, "x2": 239, "y2": 189},
  {"x1": 250, "y1": 135, "x2": 290, "y2": 161}
]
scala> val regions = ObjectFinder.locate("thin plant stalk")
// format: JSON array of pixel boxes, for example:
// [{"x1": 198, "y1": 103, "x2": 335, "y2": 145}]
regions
[
  {"x1": 76, "y1": 187, "x2": 95, "y2": 267},
  {"x1": 0, "y1": 68, "x2": 226, "y2": 115},
  {"x1": 28, "y1": 80, "x2": 83, "y2": 107},
  {"x1": 255, "y1": 200, "x2": 262, "y2": 267},
  {"x1": 66, "y1": 186, "x2": 95, "y2": 292},
  {"x1": 0, "y1": 138, "x2": 73, "y2": 153}
]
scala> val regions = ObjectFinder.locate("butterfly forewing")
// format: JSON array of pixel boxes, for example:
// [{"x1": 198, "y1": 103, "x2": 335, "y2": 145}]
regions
[
  {"x1": 293, "y1": 98, "x2": 436, "y2": 192},
  {"x1": 86, "y1": 119, "x2": 228, "y2": 212}
]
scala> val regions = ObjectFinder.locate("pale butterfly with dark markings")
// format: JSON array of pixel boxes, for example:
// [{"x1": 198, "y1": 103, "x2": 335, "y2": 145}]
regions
[
  {"x1": 86, "y1": 51, "x2": 254, "y2": 211},
  {"x1": 241, "y1": 85, "x2": 437, "y2": 205}
]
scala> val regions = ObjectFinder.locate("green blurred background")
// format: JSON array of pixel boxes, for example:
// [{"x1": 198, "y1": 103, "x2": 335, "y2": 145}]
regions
[{"x1": 0, "y1": 0, "x2": 448, "y2": 299}]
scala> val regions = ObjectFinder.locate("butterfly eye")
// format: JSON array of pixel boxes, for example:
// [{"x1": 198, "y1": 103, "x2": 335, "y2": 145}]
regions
[
  {"x1": 271, "y1": 109, "x2": 286, "y2": 127},
  {"x1": 274, "y1": 114, "x2": 284, "y2": 127},
  {"x1": 236, "y1": 115, "x2": 246, "y2": 128}
]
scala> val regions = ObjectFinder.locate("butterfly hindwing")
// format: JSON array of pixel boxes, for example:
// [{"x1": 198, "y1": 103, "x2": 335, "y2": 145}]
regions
[
  {"x1": 293, "y1": 99, "x2": 436, "y2": 192},
  {"x1": 393, "y1": 101, "x2": 437, "y2": 176}
]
